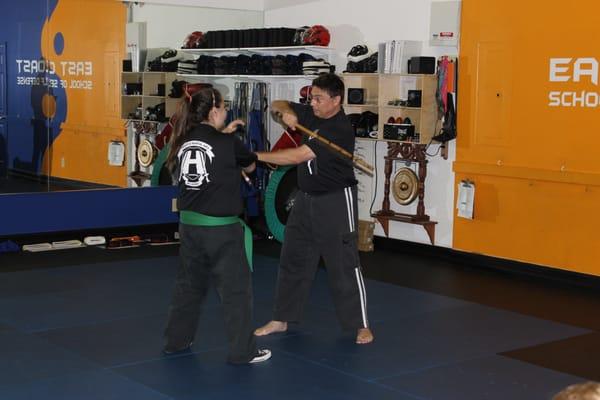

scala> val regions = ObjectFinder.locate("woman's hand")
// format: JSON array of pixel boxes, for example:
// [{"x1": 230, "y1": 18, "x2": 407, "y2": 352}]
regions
[{"x1": 222, "y1": 119, "x2": 245, "y2": 134}]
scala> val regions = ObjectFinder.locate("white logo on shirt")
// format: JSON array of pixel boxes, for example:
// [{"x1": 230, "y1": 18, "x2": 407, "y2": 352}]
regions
[{"x1": 178, "y1": 140, "x2": 215, "y2": 188}]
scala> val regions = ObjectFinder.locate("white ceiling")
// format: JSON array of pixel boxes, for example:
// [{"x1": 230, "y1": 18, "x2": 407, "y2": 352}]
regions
[
  {"x1": 124, "y1": 0, "x2": 321, "y2": 11},
  {"x1": 126, "y1": 0, "x2": 264, "y2": 11},
  {"x1": 262, "y1": 0, "x2": 321, "y2": 10}
]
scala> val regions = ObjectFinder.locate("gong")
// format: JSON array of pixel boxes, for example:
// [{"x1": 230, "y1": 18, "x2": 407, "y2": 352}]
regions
[
  {"x1": 392, "y1": 167, "x2": 419, "y2": 205},
  {"x1": 137, "y1": 139, "x2": 156, "y2": 168}
]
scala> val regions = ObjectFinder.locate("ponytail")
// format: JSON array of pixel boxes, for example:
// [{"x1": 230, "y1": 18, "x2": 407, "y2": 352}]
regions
[{"x1": 166, "y1": 87, "x2": 223, "y2": 171}]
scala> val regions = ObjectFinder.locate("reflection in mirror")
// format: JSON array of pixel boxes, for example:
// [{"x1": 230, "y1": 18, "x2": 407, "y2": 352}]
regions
[
  {"x1": 0, "y1": 0, "x2": 263, "y2": 195},
  {"x1": 0, "y1": 0, "x2": 54, "y2": 194}
]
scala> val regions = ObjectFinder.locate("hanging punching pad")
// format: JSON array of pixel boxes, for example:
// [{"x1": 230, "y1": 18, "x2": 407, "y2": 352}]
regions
[{"x1": 264, "y1": 166, "x2": 298, "y2": 243}]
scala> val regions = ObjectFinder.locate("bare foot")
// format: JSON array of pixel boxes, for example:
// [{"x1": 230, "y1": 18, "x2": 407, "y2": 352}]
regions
[
  {"x1": 356, "y1": 328, "x2": 374, "y2": 344},
  {"x1": 254, "y1": 320, "x2": 287, "y2": 336}
]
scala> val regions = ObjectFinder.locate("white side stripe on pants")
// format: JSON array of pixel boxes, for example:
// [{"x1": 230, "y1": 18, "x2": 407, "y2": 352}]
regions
[
  {"x1": 344, "y1": 187, "x2": 355, "y2": 232},
  {"x1": 354, "y1": 267, "x2": 368, "y2": 328}
]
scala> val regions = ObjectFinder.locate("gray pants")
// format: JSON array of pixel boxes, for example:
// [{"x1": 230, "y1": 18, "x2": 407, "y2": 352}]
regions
[
  {"x1": 273, "y1": 186, "x2": 369, "y2": 331},
  {"x1": 164, "y1": 223, "x2": 257, "y2": 363}
]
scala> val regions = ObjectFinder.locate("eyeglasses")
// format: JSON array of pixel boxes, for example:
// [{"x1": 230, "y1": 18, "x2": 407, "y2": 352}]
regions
[{"x1": 309, "y1": 94, "x2": 333, "y2": 104}]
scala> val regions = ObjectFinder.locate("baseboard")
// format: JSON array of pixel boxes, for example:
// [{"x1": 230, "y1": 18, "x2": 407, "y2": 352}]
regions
[{"x1": 372, "y1": 236, "x2": 600, "y2": 291}]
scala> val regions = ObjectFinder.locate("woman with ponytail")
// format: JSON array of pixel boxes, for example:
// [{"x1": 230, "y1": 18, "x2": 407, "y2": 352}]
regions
[{"x1": 163, "y1": 87, "x2": 271, "y2": 364}]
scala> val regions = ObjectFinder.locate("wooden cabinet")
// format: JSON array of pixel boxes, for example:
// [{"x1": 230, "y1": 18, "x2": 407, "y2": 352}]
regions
[
  {"x1": 378, "y1": 73, "x2": 439, "y2": 143},
  {"x1": 342, "y1": 73, "x2": 379, "y2": 125},
  {"x1": 342, "y1": 73, "x2": 440, "y2": 144}
]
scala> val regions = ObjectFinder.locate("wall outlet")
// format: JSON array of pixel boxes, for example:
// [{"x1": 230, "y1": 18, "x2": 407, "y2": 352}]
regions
[{"x1": 171, "y1": 198, "x2": 178, "y2": 212}]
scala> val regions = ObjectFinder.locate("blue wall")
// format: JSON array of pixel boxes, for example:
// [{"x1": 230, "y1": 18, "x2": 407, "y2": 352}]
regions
[{"x1": 0, "y1": 186, "x2": 178, "y2": 236}]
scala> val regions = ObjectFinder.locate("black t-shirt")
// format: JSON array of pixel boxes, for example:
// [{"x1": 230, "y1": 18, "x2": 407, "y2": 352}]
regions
[
  {"x1": 176, "y1": 124, "x2": 254, "y2": 216},
  {"x1": 290, "y1": 102, "x2": 357, "y2": 194}
]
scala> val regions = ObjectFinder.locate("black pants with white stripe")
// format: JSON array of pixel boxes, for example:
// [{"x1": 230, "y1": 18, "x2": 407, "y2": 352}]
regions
[
  {"x1": 164, "y1": 223, "x2": 257, "y2": 364},
  {"x1": 273, "y1": 186, "x2": 369, "y2": 331}
]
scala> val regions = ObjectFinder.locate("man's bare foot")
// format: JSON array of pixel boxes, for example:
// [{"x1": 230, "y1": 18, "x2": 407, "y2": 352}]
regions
[
  {"x1": 356, "y1": 328, "x2": 374, "y2": 344},
  {"x1": 254, "y1": 320, "x2": 288, "y2": 336}
]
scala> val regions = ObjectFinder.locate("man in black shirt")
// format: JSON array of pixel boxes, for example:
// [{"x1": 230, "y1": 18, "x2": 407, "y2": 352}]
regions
[{"x1": 255, "y1": 73, "x2": 374, "y2": 344}]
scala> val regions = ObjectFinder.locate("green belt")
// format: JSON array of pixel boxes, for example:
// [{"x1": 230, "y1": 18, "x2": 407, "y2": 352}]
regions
[{"x1": 179, "y1": 210, "x2": 253, "y2": 271}]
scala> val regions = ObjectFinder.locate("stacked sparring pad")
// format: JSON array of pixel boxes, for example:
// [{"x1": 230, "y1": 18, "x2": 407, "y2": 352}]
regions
[
  {"x1": 345, "y1": 45, "x2": 378, "y2": 73},
  {"x1": 213, "y1": 56, "x2": 237, "y2": 75},
  {"x1": 147, "y1": 49, "x2": 183, "y2": 72},
  {"x1": 235, "y1": 54, "x2": 251, "y2": 74},
  {"x1": 184, "y1": 28, "x2": 299, "y2": 49},
  {"x1": 181, "y1": 25, "x2": 330, "y2": 49},
  {"x1": 302, "y1": 60, "x2": 332, "y2": 75},
  {"x1": 192, "y1": 53, "x2": 317, "y2": 76},
  {"x1": 177, "y1": 59, "x2": 197, "y2": 74},
  {"x1": 271, "y1": 55, "x2": 288, "y2": 75},
  {"x1": 196, "y1": 55, "x2": 216, "y2": 74}
]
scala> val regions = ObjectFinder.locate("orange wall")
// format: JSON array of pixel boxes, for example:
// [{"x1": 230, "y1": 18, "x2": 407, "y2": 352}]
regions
[
  {"x1": 41, "y1": 0, "x2": 126, "y2": 186},
  {"x1": 454, "y1": 0, "x2": 600, "y2": 275}
]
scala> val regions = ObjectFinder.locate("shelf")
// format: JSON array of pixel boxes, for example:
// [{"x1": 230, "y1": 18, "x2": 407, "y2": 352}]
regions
[
  {"x1": 341, "y1": 73, "x2": 379, "y2": 77},
  {"x1": 344, "y1": 103, "x2": 378, "y2": 107},
  {"x1": 341, "y1": 69, "x2": 440, "y2": 145},
  {"x1": 124, "y1": 119, "x2": 166, "y2": 123},
  {"x1": 122, "y1": 95, "x2": 142, "y2": 98},
  {"x1": 355, "y1": 137, "x2": 422, "y2": 144},
  {"x1": 143, "y1": 95, "x2": 165, "y2": 99},
  {"x1": 342, "y1": 73, "x2": 436, "y2": 78},
  {"x1": 179, "y1": 45, "x2": 330, "y2": 55},
  {"x1": 380, "y1": 105, "x2": 421, "y2": 110},
  {"x1": 380, "y1": 138, "x2": 421, "y2": 144},
  {"x1": 176, "y1": 73, "x2": 315, "y2": 80},
  {"x1": 380, "y1": 73, "x2": 435, "y2": 77}
]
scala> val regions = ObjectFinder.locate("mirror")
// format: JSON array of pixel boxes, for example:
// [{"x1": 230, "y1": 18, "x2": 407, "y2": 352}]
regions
[
  {"x1": 0, "y1": 0, "x2": 53, "y2": 194},
  {"x1": 0, "y1": 0, "x2": 264, "y2": 195}
]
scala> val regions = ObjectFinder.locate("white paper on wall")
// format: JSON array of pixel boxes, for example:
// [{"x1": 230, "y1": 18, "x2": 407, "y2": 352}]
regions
[
  {"x1": 108, "y1": 141, "x2": 125, "y2": 167},
  {"x1": 457, "y1": 180, "x2": 475, "y2": 219}
]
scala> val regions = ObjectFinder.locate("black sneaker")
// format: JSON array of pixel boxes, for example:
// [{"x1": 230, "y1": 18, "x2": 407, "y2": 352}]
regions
[
  {"x1": 249, "y1": 349, "x2": 271, "y2": 364},
  {"x1": 163, "y1": 341, "x2": 193, "y2": 355}
]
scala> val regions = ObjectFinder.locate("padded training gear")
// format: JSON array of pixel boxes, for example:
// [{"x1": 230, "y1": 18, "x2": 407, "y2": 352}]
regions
[{"x1": 302, "y1": 25, "x2": 330, "y2": 46}]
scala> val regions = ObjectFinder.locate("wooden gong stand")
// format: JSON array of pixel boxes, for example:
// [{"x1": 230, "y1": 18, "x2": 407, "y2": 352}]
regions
[{"x1": 371, "y1": 142, "x2": 437, "y2": 244}]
